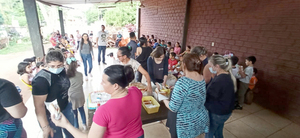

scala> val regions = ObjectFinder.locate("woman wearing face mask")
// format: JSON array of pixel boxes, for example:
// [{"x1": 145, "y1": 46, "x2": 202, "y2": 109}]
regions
[
  {"x1": 147, "y1": 46, "x2": 168, "y2": 90},
  {"x1": 204, "y1": 55, "x2": 236, "y2": 138},
  {"x1": 51, "y1": 65, "x2": 144, "y2": 138},
  {"x1": 32, "y1": 49, "x2": 74, "y2": 138}
]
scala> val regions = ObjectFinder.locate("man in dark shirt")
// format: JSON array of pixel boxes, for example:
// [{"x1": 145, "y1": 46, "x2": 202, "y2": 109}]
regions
[{"x1": 126, "y1": 32, "x2": 138, "y2": 59}]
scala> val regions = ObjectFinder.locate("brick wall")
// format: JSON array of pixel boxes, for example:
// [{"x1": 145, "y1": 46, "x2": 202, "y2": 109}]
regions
[
  {"x1": 141, "y1": 0, "x2": 300, "y2": 124},
  {"x1": 140, "y1": 0, "x2": 186, "y2": 46},
  {"x1": 186, "y1": 0, "x2": 300, "y2": 123}
]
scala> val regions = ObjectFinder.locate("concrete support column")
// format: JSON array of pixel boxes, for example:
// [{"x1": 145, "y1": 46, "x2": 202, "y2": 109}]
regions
[
  {"x1": 22, "y1": 0, "x2": 44, "y2": 58},
  {"x1": 181, "y1": 0, "x2": 191, "y2": 52},
  {"x1": 58, "y1": 10, "x2": 65, "y2": 37}
]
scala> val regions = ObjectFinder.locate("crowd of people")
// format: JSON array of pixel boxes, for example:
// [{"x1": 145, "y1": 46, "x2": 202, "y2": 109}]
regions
[{"x1": 0, "y1": 26, "x2": 259, "y2": 138}]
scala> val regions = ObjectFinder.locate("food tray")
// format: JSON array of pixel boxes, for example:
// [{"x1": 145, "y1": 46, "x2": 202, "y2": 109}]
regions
[{"x1": 142, "y1": 96, "x2": 160, "y2": 114}]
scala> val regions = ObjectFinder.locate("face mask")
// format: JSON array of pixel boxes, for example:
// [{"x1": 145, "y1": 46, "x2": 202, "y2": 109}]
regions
[
  {"x1": 49, "y1": 67, "x2": 64, "y2": 74},
  {"x1": 209, "y1": 67, "x2": 217, "y2": 74}
]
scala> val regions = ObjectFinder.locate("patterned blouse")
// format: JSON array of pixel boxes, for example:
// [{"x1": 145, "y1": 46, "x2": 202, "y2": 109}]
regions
[{"x1": 169, "y1": 77, "x2": 209, "y2": 138}]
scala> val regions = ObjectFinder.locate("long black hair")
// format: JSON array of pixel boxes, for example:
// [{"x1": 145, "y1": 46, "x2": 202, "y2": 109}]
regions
[
  {"x1": 104, "y1": 65, "x2": 134, "y2": 88},
  {"x1": 139, "y1": 37, "x2": 147, "y2": 47},
  {"x1": 118, "y1": 46, "x2": 132, "y2": 58},
  {"x1": 17, "y1": 62, "x2": 30, "y2": 75},
  {"x1": 80, "y1": 33, "x2": 93, "y2": 51}
]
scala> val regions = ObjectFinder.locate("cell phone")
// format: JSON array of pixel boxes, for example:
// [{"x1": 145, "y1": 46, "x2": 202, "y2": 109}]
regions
[{"x1": 16, "y1": 86, "x2": 21, "y2": 93}]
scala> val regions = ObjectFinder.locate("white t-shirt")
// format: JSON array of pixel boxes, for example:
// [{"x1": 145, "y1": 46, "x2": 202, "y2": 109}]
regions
[
  {"x1": 120, "y1": 58, "x2": 141, "y2": 73},
  {"x1": 97, "y1": 31, "x2": 108, "y2": 46},
  {"x1": 237, "y1": 66, "x2": 253, "y2": 84}
]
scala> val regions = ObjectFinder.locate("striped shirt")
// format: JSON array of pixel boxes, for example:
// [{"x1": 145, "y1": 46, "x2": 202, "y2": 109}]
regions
[{"x1": 169, "y1": 77, "x2": 209, "y2": 137}]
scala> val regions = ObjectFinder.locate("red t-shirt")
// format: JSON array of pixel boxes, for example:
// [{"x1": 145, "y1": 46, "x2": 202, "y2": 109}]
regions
[
  {"x1": 93, "y1": 87, "x2": 144, "y2": 138},
  {"x1": 50, "y1": 37, "x2": 56, "y2": 46},
  {"x1": 168, "y1": 58, "x2": 178, "y2": 70}
]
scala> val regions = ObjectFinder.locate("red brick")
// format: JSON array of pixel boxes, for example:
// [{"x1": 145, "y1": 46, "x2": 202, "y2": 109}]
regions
[
  {"x1": 287, "y1": 25, "x2": 300, "y2": 32},
  {"x1": 279, "y1": 53, "x2": 292, "y2": 60},
  {"x1": 232, "y1": 35, "x2": 240, "y2": 40},
  {"x1": 236, "y1": 40, "x2": 244, "y2": 46},
  {"x1": 228, "y1": 40, "x2": 235, "y2": 45},
  {"x1": 230, "y1": 30, "x2": 237, "y2": 35},
  {"x1": 240, "y1": 36, "x2": 248, "y2": 41},
  {"x1": 284, "y1": 61, "x2": 299, "y2": 69},
  {"x1": 261, "y1": 25, "x2": 274, "y2": 31},
  {"x1": 268, "y1": 38, "x2": 280, "y2": 44}
]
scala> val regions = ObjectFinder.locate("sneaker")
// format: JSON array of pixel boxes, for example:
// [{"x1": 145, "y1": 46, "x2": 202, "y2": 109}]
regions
[
  {"x1": 89, "y1": 73, "x2": 93, "y2": 78},
  {"x1": 98, "y1": 62, "x2": 101, "y2": 65},
  {"x1": 103, "y1": 62, "x2": 107, "y2": 65},
  {"x1": 85, "y1": 76, "x2": 88, "y2": 81},
  {"x1": 82, "y1": 124, "x2": 87, "y2": 131},
  {"x1": 235, "y1": 104, "x2": 243, "y2": 110}
]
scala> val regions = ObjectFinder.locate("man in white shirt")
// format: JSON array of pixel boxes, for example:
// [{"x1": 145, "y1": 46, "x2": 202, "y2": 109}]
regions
[{"x1": 96, "y1": 25, "x2": 108, "y2": 65}]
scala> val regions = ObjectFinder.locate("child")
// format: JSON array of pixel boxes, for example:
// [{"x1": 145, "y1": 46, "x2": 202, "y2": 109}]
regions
[
  {"x1": 174, "y1": 42, "x2": 181, "y2": 55},
  {"x1": 167, "y1": 42, "x2": 172, "y2": 51},
  {"x1": 160, "y1": 40, "x2": 167, "y2": 48},
  {"x1": 168, "y1": 52, "x2": 178, "y2": 71},
  {"x1": 66, "y1": 58, "x2": 87, "y2": 131},
  {"x1": 180, "y1": 45, "x2": 191, "y2": 56},
  {"x1": 36, "y1": 62, "x2": 45, "y2": 73},
  {"x1": 249, "y1": 68, "x2": 258, "y2": 90},
  {"x1": 17, "y1": 62, "x2": 33, "y2": 90},
  {"x1": 235, "y1": 56, "x2": 256, "y2": 110},
  {"x1": 230, "y1": 56, "x2": 239, "y2": 78}
]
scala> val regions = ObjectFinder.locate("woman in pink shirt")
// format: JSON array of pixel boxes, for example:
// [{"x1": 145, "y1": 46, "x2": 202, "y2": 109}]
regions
[
  {"x1": 174, "y1": 42, "x2": 181, "y2": 55},
  {"x1": 51, "y1": 65, "x2": 144, "y2": 138}
]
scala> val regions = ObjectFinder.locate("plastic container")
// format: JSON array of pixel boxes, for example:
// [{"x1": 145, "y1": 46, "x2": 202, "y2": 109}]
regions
[{"x1": 142, "y1": 96, "x2": 160, "y2": 114}]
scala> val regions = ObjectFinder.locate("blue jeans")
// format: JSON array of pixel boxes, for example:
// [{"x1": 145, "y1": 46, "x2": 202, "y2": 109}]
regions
[
  {"x1": 73, "y1": 106, "x2": 86, "y2": 128},
  {"x1": 98, "y1": 46, "x2": 106, "y2": 64},
  {"x1": 205, "y1": 112, "x2": 231, "y2": 138},
  {"x1": 81, "y1": 53, "x2": 93, "y2": 76},
  {"x1": 47, "y1": 102, "x2": 74, "y2": 138}
]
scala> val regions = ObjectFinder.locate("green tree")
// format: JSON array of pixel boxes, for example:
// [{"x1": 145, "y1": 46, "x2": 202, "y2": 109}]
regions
[
  {"x1": 85, "y1": 6, "x2": 100, "y2": 25},
  {"x1": 104, "y1": 2, "x2": 138, "y2": 27},
  {"x1": 0, "y1": 13, "x2": 4, "y2": 25},
  {"x1": 85, "y1": 2, "x2": 139, "y2": 27},
  {"x1": 0, "y1": 0, "x2": 45, "y2": 27}
]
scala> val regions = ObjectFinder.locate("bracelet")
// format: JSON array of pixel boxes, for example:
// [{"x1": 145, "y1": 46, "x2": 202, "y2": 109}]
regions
[{"x1": 42, "y1": 125, "x2": 50, "y2": 131}]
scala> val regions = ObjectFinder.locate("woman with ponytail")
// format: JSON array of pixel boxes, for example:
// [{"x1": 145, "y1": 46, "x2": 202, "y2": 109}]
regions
[
  {"x1": 163, "y1": 53, "x2": 209, "y2": 138},
  {"x1": 66, "y1": 57, "x2": 87, "y2": 130},
  {"x1": 51, "y1": 65, "x2": 144, "y2": 138},
  {"x1": 204, "y1": 55, "x2": 236, "y2": 138}
]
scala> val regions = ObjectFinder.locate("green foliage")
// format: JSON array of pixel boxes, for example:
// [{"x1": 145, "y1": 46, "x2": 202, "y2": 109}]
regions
[
  {"x1": 85, "y1": 6, "x2": 100, "y2": 25},
  {"x1": 0, "y1": 0, "x2": 27, "y2": 26},
  {"x1": 85, "y1": 2, "x2": 139, "y2": 27},
  {"x1": 0, "y1": 13, "x2": 4, "y2": 25},
  {"x1": 104, "y1": 2, "x2": 138, "y2": 27}
]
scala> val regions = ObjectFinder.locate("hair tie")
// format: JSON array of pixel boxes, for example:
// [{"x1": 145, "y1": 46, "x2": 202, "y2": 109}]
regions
[{"x1": 66, "y1": 57, "x2": 76, "y2": 65}]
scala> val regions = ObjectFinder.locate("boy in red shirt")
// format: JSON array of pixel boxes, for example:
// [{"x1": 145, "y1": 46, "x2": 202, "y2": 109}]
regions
[
  {"x1": 249, "y1": 68, "x2": 258, "y2": 90},
  {"x1": 168, "y1": 52, "x2": 178, "y2": 71}
]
